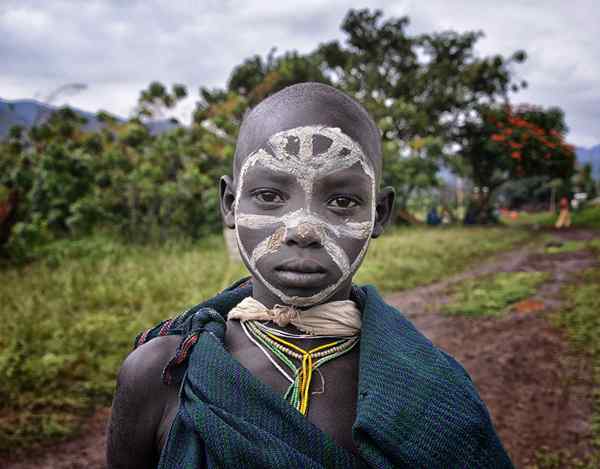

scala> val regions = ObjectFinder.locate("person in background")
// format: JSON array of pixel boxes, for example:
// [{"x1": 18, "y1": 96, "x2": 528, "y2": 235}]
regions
[
  {"x1": 426, "y1": 205, "x2": 442, "y2": 226},
  {"x1": 555, "y1": 196, "x2": 571, "y2": 229}
]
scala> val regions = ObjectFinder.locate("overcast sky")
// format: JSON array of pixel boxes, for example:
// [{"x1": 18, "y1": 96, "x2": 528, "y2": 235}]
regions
[{"x1": 1, "y1": 0, "x2": 598, "y2": 147}]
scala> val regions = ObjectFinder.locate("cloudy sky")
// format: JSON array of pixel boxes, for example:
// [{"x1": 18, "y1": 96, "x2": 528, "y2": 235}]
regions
[{"x1": 1, "y1": 0, "x2": 598, "y2": 147}]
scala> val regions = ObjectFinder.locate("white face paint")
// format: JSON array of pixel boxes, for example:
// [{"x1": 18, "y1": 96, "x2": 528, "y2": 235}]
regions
[{"x1": 234, "y1": 126, "x2": 376, "y2": 307}]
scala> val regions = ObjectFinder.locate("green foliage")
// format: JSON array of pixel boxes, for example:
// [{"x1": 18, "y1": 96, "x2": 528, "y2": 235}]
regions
[
  {"x1": 474, "y1": 105, "x2": 574, "y2": 186},
  {"x1": 573, "y1": 205, "x2": 600, "y2": 229},
  {"x1": 443, "y1": 271, "x2": 547, "y2": 317},
  {"x1": 459, "y1": 104, "x2": 575, "y2": 223},
  {"x1": 136, "y1": 81, "x2": 188, "y2": 120},
  {"x1": 574, "y1": 163, "x2": 598, "y2": 199},
  {"x1": 315, "y1": 9, "x2": 528, "y2": 211},
  {"x1": 317, "y1": 9, "x2": 526, "y2": 143},
  {"x1": 0, "y1": 100, "x2": 231, "y2": 258},
  {"x1": 498, "y1": 175, "x2": 553, "y2": 210},
  {"x1": 0, "y1": 234, "x2": 248, "y2": 450}
]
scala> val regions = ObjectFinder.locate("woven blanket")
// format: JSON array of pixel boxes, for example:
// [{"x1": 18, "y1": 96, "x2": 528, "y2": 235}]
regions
[{"x1": 135, "y1": 279, "x2": 514, "y2": 468}]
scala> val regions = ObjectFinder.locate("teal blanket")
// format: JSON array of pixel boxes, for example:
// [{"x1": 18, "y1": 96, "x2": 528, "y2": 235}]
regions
[{"x1": 136, "y1": 280, "x2": 513, "y2": 468}]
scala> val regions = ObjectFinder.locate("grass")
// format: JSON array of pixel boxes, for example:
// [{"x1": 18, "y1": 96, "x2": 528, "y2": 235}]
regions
[
  {"x1": 550, "y1": 267, "x2": 600, "y2": 464},
  {"x1": 503, "y1": 205, "x2": 600, "y2": 229},
  {"x1": 355, "y1": 225, "x2": 530, "y2": 292},
  {"x1": 529, "y1": 237, "x2": 600, "y2": 469},
  {"x1": 529, "y1": 447, "x2": 599, "y2": 469},
  {"x1": 0, "y1": 225, "x2": 531, "y2": 451},
  {"x1": 0, "y1": 235, "x2": 248, "y2": 451},
  {"x1": 529, "y1": 270, "x2": 600, "y2": 469},
  {"x1": 442, "y1": 271, "x2": 548, "y2": 317},
  {"x1": 502, "y1": 210, "x2": 556, "y2": 227},
  {"x1": 572, "y1": 205, "x2": 600, "y2": 229},
  {"x1": 544, "y1": 239, "x2": 589, "y2": 254}
]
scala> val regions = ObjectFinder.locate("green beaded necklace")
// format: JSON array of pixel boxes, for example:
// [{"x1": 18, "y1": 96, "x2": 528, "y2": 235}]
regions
[{"x1": 241, "y1": 320, "x2": 359, "y2": 414}]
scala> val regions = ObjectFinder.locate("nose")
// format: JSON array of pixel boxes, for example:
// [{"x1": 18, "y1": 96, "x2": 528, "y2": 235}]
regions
[{"x1": 284, "y1": 222, "x2": 323, "y2": 248}]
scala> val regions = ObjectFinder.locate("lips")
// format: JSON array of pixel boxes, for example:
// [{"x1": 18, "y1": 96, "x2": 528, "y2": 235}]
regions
[
  {"x1": 275, "y1": 258, "x2": 326, "y2": 274},
  {"x1": 273, "y1": 258, "x2": 328, "y2": 289}
]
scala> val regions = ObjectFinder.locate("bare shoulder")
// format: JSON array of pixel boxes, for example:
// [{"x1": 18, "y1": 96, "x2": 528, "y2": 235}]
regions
[
  {"x1": 106, "y1": 335, "x2": 181, "y2": 469},
  {"x1": 119, "y1": 334, "x2": 181, "y2": 386}
]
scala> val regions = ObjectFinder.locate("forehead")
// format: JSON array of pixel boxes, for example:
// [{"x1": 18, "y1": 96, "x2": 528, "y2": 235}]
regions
[
  {"x1": 240, "y1": 163, "x2": 374, "y2": 202},
  {"x1": 237, "y1": 126, "x2": 375, "y2": 185}
]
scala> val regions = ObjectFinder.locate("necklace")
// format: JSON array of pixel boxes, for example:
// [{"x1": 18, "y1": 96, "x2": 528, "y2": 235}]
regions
[{"x1": 241, "y1": 320, "x2": 359, "y2": 415}]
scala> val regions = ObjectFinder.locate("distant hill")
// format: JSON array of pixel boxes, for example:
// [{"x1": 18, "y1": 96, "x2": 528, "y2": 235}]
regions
[
  {"x1": 0, "y1": 98, "x2": 178, "y2": 138},
  {"x1": 576, "y1": 145, "x2": 600, "y2": 179}
]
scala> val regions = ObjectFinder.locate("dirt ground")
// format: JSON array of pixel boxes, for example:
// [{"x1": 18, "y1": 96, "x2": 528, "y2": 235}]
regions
[{"x1": 3, "y1": 228, "x2": 599, "y2": 468}]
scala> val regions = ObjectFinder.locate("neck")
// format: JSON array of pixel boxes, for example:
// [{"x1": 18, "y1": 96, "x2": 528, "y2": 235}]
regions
[{"x1": 250, "y1": 276, "x2": 354, "y2": 310}]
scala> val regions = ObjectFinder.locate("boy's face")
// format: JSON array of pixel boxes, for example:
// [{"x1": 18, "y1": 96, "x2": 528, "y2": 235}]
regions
[{"x1": 233, "y1": 126, "x2": 376, "y2": 307}]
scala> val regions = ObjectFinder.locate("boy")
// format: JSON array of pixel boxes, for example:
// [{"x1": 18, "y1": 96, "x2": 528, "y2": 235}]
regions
[{"x1": 107, "y1": 83, "x2": 513, "y2": 468}]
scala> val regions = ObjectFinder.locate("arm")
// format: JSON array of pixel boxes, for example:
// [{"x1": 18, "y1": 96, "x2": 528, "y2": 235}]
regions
[{"x1": 106, "y1": 336, "x2": 180, "y2": 469}]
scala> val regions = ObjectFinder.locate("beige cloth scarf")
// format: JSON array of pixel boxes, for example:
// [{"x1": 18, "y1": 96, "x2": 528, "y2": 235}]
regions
[{"x1": 228, "y1": 296, "x2": 361, "y2": 337}]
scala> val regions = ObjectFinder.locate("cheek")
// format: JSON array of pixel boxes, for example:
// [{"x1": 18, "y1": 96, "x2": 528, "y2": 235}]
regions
[
  {"x1": 334, "y1": 236, "x2": 369, "y2": 267},
  {"x1": 236, "y1": 226, "x2": 274, "y2": 258}
]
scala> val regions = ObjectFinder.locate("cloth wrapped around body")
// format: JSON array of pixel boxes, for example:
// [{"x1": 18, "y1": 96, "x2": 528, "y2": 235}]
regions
[{"x1": 135, "y1": 279, "x2": 514, "y2": 468}]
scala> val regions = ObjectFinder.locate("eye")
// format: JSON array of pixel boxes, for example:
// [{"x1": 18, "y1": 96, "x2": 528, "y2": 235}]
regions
[
  {"x1": 253, "y1": 190, "x2": 284, "y2": 204},
  {"x1": 327, "y1": 196, "x2": 359, "y2": 209}
]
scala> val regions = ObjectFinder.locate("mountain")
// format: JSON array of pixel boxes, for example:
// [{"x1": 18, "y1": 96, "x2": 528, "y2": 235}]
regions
[
  {"x1": 0, "y1": 98, "x2": 178, "y2": 138},
  {"x1": 576, "y1": 145, "x2": 600, "y2": 179}
]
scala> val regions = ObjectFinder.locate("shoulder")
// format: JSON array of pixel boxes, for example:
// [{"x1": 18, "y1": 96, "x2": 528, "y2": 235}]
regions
[
  {"x1": 107, "y1": 335, "x2": 181, "y2": 468},
  {"x1": 113, "y1": 335, "x2": 182, "y2": 417},
  {"x1": 119, "y1": 334, "x2": 181, "y2": 386}
]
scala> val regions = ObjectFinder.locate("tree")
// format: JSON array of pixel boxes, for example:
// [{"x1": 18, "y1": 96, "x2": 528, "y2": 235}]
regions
[
  {"x1": 460, "y1": 104, "x2": 575, "y2": 222},
  {"x1": 316, "y1": 9, "x2": 526, "y2": 143},
  {"x1": 136, "y1": 81, "x2": 188, "y2": 121},
  {"x1": 194, "y1": 51, "x2": 329, "y2": 141},
  {"x1": 314, "y1": 9, "x2": 527, "y2": 214},
  {"x1": 574, "y1": 163, "x2": 597, "y2": 200}
]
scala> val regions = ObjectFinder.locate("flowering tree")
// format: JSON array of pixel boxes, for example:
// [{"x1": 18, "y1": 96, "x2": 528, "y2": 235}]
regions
[{"x1": 459, "y1": 104, "x2": 575, "y2": 222}]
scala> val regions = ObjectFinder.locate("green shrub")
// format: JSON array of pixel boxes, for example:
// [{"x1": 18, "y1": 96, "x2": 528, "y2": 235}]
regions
[{"x1": 0, "y1": 234, "x2": 247, "y2": 450}]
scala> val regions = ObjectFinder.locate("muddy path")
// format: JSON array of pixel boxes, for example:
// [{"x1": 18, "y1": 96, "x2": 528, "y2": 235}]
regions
[
  {"x1": 387, "y1": 228, "x2": 599, "y2": 467},
  {"x1": 4, "y1": 229, "x2": 599, "y2": 468}
]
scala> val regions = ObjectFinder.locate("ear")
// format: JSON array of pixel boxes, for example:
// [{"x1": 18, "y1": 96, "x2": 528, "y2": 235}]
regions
[
  {"x1": 372, "y1": 186, "x2": 395, "y2": 238},
  {"x1": 220, "y1": 176, "x2": 236, "y2": 229}
]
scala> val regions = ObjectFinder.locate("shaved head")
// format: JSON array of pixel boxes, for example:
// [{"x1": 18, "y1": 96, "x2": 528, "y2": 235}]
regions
[{"x1": 233, "y1": 82, "x2": 382, "y2": 183}]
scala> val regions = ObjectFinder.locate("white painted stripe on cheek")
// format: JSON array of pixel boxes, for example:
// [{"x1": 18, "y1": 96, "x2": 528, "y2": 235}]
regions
[{"x1": 322, "y1": 233, "x2": 351, "y2": 274}]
